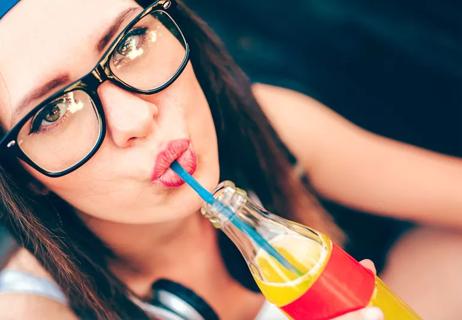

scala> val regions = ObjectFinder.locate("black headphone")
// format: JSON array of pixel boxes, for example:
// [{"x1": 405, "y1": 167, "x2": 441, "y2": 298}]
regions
[{"x1": 143, "y1": 279, "x2": 220, "y2": 320}]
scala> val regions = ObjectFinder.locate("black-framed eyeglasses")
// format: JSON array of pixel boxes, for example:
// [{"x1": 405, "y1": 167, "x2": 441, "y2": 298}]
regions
[{"x1": 0, "y1": 0, "x2": 189, "y2": 177}]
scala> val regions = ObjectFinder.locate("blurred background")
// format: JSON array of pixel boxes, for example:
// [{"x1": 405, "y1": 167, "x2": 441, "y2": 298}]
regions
[
  {"x1": 184, "y1": 0, "x2": 462, "y2": 272},
  {"x1": 1, "y1": 0, "x2": 461, "y2": 277}
]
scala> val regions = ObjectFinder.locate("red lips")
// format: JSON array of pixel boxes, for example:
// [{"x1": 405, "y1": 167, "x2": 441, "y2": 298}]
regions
[{"x1": 151, "y1": 139, "x2": 197, "y2": 187}]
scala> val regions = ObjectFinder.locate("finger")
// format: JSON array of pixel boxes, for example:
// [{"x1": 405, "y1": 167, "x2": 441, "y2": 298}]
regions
[
  {"x1": 359, "y1": 259, "x2": 377, "y2": 274},
  {"x1": 333, "y1": 307, "x2": 384, "y2": 320}
]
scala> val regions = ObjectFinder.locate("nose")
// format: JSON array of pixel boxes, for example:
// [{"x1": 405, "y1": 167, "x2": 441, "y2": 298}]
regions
[{"x1": 97, "y1": 82, "x2": 159, "y2": 147}]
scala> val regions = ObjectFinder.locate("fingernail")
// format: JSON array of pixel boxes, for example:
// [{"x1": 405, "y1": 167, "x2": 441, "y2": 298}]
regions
[{"x1": 361, "y1": 307, "x2": 384, "y2": 320}]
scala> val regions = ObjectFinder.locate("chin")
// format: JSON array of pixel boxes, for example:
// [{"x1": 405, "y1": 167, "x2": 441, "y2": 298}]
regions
[
  {"x1": 138, "y1": 195, "x2": 204, "y2": 225},
  {"x1": 153, "y1": 166, "x2": 220, "y2": 223},
  {"x1": 116, "y1": 155, "x2": 220, "y2": 225}
]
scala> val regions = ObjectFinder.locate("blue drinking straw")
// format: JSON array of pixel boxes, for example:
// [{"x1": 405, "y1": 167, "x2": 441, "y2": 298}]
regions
[
  {"x1": 171, "y1": 161, "x2": 302, "y2": 276},
  {"x1": 0, "y1": 0, "x2": 21, "y2": 20}
]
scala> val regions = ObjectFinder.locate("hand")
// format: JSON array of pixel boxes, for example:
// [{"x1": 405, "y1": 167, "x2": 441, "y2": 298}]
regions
[{"x1": 332, "y1": 259, "x2": 384, "y2": 320}]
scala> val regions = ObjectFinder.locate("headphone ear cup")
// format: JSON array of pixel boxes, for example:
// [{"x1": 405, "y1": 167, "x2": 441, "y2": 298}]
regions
[{"x1": 151, "y1": 279, "x2": 220, "y2": 320}]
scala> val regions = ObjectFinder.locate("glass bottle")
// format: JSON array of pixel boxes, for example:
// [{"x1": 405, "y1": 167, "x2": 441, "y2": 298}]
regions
[{"x1": 201, "y1": 181, "x2": 421, "y2": 320}]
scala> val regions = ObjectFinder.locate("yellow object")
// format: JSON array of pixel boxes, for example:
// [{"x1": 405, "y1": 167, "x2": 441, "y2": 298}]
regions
[
  {"x1": 201, "y1": 181, "x2": 421, "y2": 319},
  {"x1": 253, "y1": 234, "x2": 421, "y2": 319}
]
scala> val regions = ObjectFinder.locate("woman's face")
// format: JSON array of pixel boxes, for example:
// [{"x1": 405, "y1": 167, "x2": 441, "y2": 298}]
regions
[{"x1": 0, "y1": 0, "x2": 220, "y2": 224}]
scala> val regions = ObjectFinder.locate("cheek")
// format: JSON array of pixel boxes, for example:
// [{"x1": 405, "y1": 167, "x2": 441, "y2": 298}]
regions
[
  {"x1": 160, "y1": 62, "x2": 219, "y2": 161},
  {"x1": 21, "y1": 150, "x2": 117, "y2": 204},
  {"x1": 176, "y1": 64, "x2": 220, "y2": 186},
  {"x1": 0, "y1": 72, "x2": 11, "y2": 128},
  {"x1": 24, "y1": 162, "x2": 94, "y2": 200},
  {"x1": 184, "y1": 67, "x2": 218, "y2": 153}
]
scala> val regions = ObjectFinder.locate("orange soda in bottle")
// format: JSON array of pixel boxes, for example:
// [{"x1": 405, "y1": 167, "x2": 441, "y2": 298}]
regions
[{"x1": 201, "y1": 181, "x2": 421, "y2": 320}]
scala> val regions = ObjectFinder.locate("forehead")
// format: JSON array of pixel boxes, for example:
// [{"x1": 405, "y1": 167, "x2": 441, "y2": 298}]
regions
[{"x1": 0, "y1": 0, "x2": 141, "y2": 126}]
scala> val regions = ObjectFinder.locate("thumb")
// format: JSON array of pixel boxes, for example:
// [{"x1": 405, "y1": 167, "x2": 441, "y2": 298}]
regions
[
  {"x1": 359, "y1": 259, "x2": 377, "y2": 274},
  {"x1": 333, "y1": 307, "x2": 384, "y2": 320}
]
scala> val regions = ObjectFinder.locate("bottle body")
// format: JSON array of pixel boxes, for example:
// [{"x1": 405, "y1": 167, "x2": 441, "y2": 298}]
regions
[
  {"x1": 252, "y1": 229, "x2": 419, "y2": 319},
  {"x1": 202, "y1": 181, "x2": 421, "y2": 320}
]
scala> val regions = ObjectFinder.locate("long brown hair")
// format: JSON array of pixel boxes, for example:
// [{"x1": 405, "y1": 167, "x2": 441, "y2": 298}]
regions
[{"x1": 0, "y1": 1, "x2": 342, "y2": 318}]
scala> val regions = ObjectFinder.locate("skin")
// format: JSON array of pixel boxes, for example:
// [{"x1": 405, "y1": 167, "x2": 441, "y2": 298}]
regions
[
  {"x1": 0, "y1": 0, "x2": 219, "y2": 226},
  {"x1": 1, "y1": 0, "x2": 462, "y2": 319}
]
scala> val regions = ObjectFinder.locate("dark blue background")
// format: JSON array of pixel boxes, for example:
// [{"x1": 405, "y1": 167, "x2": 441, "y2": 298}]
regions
[{"x1": 185, "y1": 0, "x2": 462, "y2": 270}]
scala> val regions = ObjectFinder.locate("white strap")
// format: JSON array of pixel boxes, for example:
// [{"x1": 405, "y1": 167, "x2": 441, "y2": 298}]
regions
[
  {"x1": 254, "y1": 300, "x2": 289, "y2": 320},
  {"x1": 0, "y1": 269, "x2": 67, "y2": 305}
]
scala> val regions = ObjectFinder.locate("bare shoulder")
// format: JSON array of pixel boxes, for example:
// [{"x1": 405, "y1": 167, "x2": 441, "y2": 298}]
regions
[
  {"x1": 251, "y1": 83, "x2": 319, "y2": 149},
  {"x1": 252, "y1": 83, "x2": 322, "y2": 121},
  {"x1": 0, "y1": 293, "x2": 77, "y2": 320},
  {"x1": 252, "y1": 83, "x2": 356, "y2": 171},
  {"x1": 0, "y1": 249, "x2": 76, "y2": 319}
]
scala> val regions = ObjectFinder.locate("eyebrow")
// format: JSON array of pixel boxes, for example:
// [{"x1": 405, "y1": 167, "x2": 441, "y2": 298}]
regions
[
  {"x1": 11, "y1": 7, "x2": 140, "y2": 127},
  {"x1": 11, "y1": 75, "x2": 70, "y2": 126},
  {"x1": 96, "y1": 7, "x2": 140, "y2": 52}
]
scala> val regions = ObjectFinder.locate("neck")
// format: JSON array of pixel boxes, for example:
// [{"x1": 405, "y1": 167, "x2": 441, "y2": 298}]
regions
[
  {"x1": 81, "y1": 210, "x2": 265, "y2": 318},
  {"x1": 82, "y1": 211, "x2": 213, "y2": 273}
]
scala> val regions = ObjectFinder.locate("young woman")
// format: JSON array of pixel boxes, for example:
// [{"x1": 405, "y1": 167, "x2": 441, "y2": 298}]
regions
[{"x1": 0, "y1": 0, "x2": 461, "y2": 319}]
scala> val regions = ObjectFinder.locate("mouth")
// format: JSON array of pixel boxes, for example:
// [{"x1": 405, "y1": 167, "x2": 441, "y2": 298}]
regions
[{"x1": 151, "y1": 139, "x2": 197, "y2": 187}]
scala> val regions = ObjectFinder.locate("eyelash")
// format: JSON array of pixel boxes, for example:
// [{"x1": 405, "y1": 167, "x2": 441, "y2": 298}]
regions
[
  {"x1": 29, "y1": 98, "x2": 71, "y2": 134},
  {"x1": 111, "y1": 27, "x2": 148, "y2": 63}
]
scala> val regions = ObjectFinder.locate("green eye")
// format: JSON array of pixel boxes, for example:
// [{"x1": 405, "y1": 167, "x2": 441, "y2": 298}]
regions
[
  {"x1": 115, "y1": 27, "x2": 148, "y2": 58},
  {"x1": 44, "y1": 105, "x2": 62, "y2": 122},
  {"x1": 30, "y1": 96, "x2": 72, "y2": 134},
  {"x1": 110, "y1": 27, "x2": 150, "y2": 70}
]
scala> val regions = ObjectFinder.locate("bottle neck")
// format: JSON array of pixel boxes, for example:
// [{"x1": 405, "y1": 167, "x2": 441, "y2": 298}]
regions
[
  {"x1": 200, "y1": 181, "x2": 328, "y2": 273},
  {"x1": 200, "y1": 181, "x2": 324, "y2": 244},
  {"x1": 200, "y1": 181, "x2": 337, "y2": 310},
  {"x1": 200, "y1": 181, "x2": 264, "y2": 263}
]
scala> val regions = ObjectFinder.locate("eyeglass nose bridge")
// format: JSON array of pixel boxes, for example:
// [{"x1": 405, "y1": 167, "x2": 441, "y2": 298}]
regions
[
  {"x1": 89, "y1": 64, "x2": 107, "y2": 87},
  {"x1": 86, "y1": 64, "x2": 125, "y2": 95}
]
